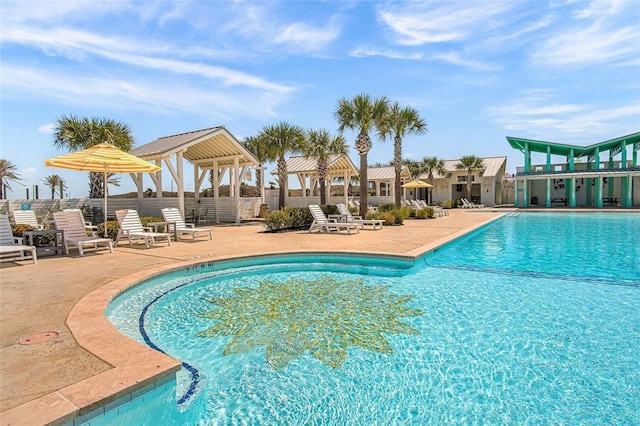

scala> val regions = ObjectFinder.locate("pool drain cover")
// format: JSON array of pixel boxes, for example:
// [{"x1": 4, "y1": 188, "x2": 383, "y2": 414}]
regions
[{"x1": 18, "y1": 332, "x2": 58, "y2": 345}]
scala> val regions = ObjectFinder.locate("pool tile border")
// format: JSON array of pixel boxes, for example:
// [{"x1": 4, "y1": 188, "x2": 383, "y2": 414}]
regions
[{"x1": 1, "y1": 213, "x2": 506, "y2": 426}]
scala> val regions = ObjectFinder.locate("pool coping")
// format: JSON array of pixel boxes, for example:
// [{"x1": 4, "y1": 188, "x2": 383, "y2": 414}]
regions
[{"x1": 1, "y1": 213, "x2": 508, "y2": 425}]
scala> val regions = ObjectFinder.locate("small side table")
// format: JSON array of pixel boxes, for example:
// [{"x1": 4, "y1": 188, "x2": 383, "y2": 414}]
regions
[
  {"x1": 23, "y1": 229, "x2": 65, "y2": 256},
  {"x1": 147, "y1": 221, "x2": 178, "y2": 240}
]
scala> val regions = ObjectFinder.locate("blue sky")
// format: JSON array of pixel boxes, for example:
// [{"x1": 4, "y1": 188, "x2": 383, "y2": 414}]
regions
[{"x1": 1, "y1": 0, "x2": 639, "y2": 198}]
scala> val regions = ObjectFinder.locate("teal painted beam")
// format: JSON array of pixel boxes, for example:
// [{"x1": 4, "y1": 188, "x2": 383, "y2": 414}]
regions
[
  {"x1": 546, "y1": 178, "x2": 551, "y2": 207},
  {"x1": 595, "y1": 177, "x2": 603, "y2": 208}
]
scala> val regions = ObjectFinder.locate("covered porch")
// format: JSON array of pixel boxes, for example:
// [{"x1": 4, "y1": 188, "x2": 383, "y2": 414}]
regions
[
  {"x1": 130, "y1": 127, "x2": 261, "y2": 223},
  {"x1": 508, "y1": 133, "x2": 640, "y2": 208}
]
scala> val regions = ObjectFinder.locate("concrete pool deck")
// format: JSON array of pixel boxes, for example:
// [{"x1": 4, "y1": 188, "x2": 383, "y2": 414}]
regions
[{"x1": 0, "y1": 209, "x2": 513, "y2": 425}]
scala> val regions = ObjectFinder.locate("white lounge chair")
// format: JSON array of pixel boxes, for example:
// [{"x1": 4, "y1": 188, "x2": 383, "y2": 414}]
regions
[
  {"x1": 462, "y1": 198, "x2": 485, "y2": 208},
  {"x1": 0, "y1": 214, "x2": 37, "y2": 264},
  {"x1": 308, "y1": 204, "x2": 359, "y2": 234},
  {"x1": 63, "y1": 209, "x2": 98, "y2": 233},
  {"x1": 161, "y1": 208, "x2": 212, "y2": 242},
  {"x1": 11, "y1": 210, "x2": 44, "y2": 230},
  {"x1": 336, "y1": 203, "x2": 384, "y2": 230},
  {"x1": 53, "y1": 210, "x2": 113, "y2": 256},
  {"x1": 115, "y1": 209, "x2": 172, "y2": 249}
]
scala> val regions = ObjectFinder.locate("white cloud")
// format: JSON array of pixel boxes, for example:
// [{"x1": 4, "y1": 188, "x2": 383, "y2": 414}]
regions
[
  {"x1": 38, "y1": 123, "x2": 56, "y2": 134},
  {"x1": 21, "y1": 166, "x2": 38, "y2": 179},
  {"x1": 1, "y1": 64, "x2": 293, "y2": 120},
  {"x1": 377, "y1": 1, "x2": 516, "y2": 46},
  {"x1": 489, "y1": 91, "x2": 640, "y2": 141},
  {"x1": 531, "y1": 0, "x2": 640, "y2": 67}
]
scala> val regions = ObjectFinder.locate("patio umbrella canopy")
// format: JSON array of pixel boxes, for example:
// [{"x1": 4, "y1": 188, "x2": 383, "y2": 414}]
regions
[
  {"x1": 45, "y1": 143, "x2": 161, "y2": 236},
  {"x1": 401, "y1": 179, "x2": 433, "y2": 189}
]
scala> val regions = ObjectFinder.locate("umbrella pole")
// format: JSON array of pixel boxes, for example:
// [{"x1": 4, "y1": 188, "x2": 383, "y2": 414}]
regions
[{"x1": 103, "y1": 169, "x2": 108, "y2": 238}]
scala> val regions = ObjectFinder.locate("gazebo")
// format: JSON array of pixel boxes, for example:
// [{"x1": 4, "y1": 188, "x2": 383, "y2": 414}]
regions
[
  {"x1": 270, "y1": 155, "x2": 358, "y2": 206},
  {"x1": 130, "y1": 126, "x2": 261, "y2": 223}
]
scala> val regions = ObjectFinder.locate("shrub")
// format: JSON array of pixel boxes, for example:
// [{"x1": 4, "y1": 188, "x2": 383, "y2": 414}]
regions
[
  {"x1": 441, "y1": 200, "x2": 452, "y2": 209},
  {"x1": 393, "y1": 208, "x2": 410, "y2": 224},
  {"x1": 377, "y1": 203, "x2": 396, "y2": 213},
  {"x1": 376, "y1": 211, "x2": 396, "y2": 226},
  {"x1": 11, "y1": 223, "x2": 36, "y2": 238},
  {"x1": 263, "y1": 207, "x2": 314, "y2": 232},
  {"x1": 263, "y1": 209, "x2": 291, "y2": 231},
  {"x1": 321, "y1": 205, "x2": 339, "y2": 216},
  {"x1": 415, "y1": 208, "x2": 429, "y2": 219},
  {"x1": 140, "y1": 216, "x2": 164, "y2": 227},
  {"x1": 97, "y1": 220, "x2": 119, "y2": 241}
]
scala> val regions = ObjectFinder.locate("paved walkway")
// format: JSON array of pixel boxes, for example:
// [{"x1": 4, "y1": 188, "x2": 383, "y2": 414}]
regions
[{"x1": 0, "y1": 209, "x2": 505, "y2": 424}]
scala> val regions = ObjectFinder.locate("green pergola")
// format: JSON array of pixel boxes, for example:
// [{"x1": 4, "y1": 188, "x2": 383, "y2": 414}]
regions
[{"x1": 507, "y1": 132, "x2": 640, "y2": 208}]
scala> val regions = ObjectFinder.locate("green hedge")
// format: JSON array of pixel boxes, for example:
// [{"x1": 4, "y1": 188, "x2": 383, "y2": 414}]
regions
[{"x1": 263, "y1": 207, "x2": 324, "y2": 232}]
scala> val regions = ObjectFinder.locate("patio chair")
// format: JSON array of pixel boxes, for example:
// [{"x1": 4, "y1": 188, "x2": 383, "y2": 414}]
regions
[
  {"x1": 308, "y1": 204, "x2": 359, "y2": 234},
  {"x1": 462, "y1": 198, "x2": 485, "y2": 208},
  {"x1": 63, "y1": 209, "x2": 98, "y2": 233},
  {"x1": 336, "y1": 203, "x2": 384, "y2": 230},
  {"x1": 115, "y1": 209, "x2": 172, "y2": 249},
  {"x1": 161, "y1": 208, "x2": 212, "y2": 242},
  {"x1": 0, "y1": 214, "x2": 37, "y2": 264},
  {"x1": 11, "y1": 210, "x2": 44, "y2": 230},
  {"x1": 53, "y1": 210, "x2": 113, "y2": 256}
]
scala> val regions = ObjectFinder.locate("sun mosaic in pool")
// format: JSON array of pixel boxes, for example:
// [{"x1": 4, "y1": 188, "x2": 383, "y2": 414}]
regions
[{"x1": 196, "y1": 276, "x2": 424, "y2": 369}]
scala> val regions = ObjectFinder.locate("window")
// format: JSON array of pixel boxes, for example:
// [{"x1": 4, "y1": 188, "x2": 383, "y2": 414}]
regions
[{"x1": 457, "y1": 175, "x2": 475, "y2": 182}]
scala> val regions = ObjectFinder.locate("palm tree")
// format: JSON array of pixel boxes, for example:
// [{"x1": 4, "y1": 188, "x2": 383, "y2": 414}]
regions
[
  {"x1": 418, "y1": 156, "x2": 446, "y2": 204},
  {"x1": 302, "y1": 129, "x2": 348, "y2": 205},
  {"x1": 335, "y1": 93, "x2": 390, "y2": 218},
  {"x1": 402, "y1": 158, "x2": 421, "y2": 179},
  {"x1": 0, "y1": 159, "x2": 23, "y2": 199},
  {"x1": 243, "y1": 135, "x2": 270, "y2": 194},
  {"x1": 42, "y1": 174, "x2": 66, "y2": 199},
  {"x1": 256, "y1": 122, "x2": 306, "y2": 209},
  {"x1": 378, "y1": 102, "x2": 427, "y2": 207},
  {"x1": 52, "y1": 115, "x2": 134, "y2": 198},
  {"x1": 455, "y1": 155, "x2": 485, "y2": 200},
  {"x1": 105, "y1": 173, "x2": 121, "y2": 196}
]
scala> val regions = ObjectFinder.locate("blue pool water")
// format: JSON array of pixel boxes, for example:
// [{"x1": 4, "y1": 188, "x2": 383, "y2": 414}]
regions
[{"x1": 104, "y1": 213, "x2": 640, "y2": 425}]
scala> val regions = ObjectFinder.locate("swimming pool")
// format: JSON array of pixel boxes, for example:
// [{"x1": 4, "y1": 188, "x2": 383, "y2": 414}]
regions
[{"x1": 104, "y1": 212, "x2": 640, "y2": 424}]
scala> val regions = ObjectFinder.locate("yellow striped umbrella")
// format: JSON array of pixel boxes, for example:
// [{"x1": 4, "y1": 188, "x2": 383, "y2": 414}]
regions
[
  {"x1": 45, "y1": 143, "x2": 161, "y2": 236},
  {"x1": 401, "y1": 179, "x2": 433, "y2": 188}
]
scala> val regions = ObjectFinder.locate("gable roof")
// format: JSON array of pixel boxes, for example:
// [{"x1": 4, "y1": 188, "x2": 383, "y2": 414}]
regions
[
  {"x1": 131, "y1": 126, "x2": 259, "y2": 168},
  {"x1": 270, "y1": 155, "x2": 357, "y2": 176},
  {"x1": 426, "y1": 156, "x2": 507, "y2": 179},
  {"x1": 367, "y1": 166, "x2": 411, "y2": 180}
]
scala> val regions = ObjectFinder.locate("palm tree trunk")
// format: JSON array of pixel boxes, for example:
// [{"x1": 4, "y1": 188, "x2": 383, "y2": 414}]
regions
[
  {"x1": 467, "y1": 172, "x2": 473, "y2": 200},
  {"x1": 89, "y1": 172, "x2": 103, "y2": 198},
  {"x1": 359, "y1": 153, "x2": 368, "y2": 218},
  {"x1": 355, "y1": 131, "x2": 372, "y2": 218},
  {"x1": 277, "y1": 156, "x2": 287, "y2": 209},
  {"x1": 318, "y1": 158, "x2": 328, "y2": 205},
  {"x1": 394, "y1": 135, "x2": 402, "y2": 207}
]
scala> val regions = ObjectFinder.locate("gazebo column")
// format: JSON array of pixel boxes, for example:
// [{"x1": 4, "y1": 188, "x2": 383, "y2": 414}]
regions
[
  {"x1": 155, "y1": 159, "x2": 163, "y2": 199},
  {"x1": 234, "y1": 157, "x2": 241, "y2": 224},
  {"x1": 213, "y1": 160, "x2": 220, "y2": 224},
  {"x1": 343, "y1": 170, "x2": 349, "y2": 206},
  {"x1": 132, "y1": 173, "x2": 144, "y2": 199}
]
